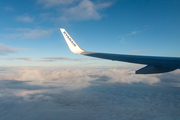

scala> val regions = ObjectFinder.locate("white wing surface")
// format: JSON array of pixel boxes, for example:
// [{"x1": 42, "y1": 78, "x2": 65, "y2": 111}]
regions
[
  {"x1": 60, "y1": 28, "x2": 86, "y2": 54},
  {"x1": 60, "y1": 28, "x2": 179, "y2": 74}
]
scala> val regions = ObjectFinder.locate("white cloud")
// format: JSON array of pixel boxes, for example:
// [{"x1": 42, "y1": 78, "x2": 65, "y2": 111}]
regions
[
  {"x1": 126, "y1": 30, "x2": 141, "y2": 36},
  {"x1": 40, "y1": 57, "x2": 80, "y2": 62},
  {"x1": 22, "y1": 29, "x2": 53, "y2": 39},
  {"x1": 95, "y1": 2, "x2": 112, "y2": 10},
  {"x1": 130, "y1": 30, "x2": 138, "y2": 35},
  {"x1": 64, "y1": 0, "x2": 112, "y2": 21},
  {"x1": 0, "y1": 67, "x2": 161, "y2": 88},
  {"x1": 0, "y1": 43, "x2": 22, "y2": 55},
  {"x1": 6, "y1": 57, "x2": 32, "y2": 61},
  {"x1": 119, "y1": 29, "x2": 142, "y2": 43},
  {"x1": 65, "y1": 0, "x2": 101, "y2": 20},
  {"x1": 37, "y1": 0, "x2": 76, "y2": 8},
  {"x1": 16, "y1": 14, "x2": 34, "y2": 22},
  {"x1": 38, "y1": 0, "x2": 112, "y2": 21},
  {"x1": 0, "y1": 67, "x2": 179, "y2": 120},
  {"x1": 4, "y1": 6, "x2": 13, "y2": 11},
  {"x1": 3, "y1": 28, "x2": 54, "y2": 39},
  {"x1": 2, "y1": 56, "x2": 96, "y2": 62},
  {"x1": 119, "y1": 36, "x2": 126, "y2": 43}
]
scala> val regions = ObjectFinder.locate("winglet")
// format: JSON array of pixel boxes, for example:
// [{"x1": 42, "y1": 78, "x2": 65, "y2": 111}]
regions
[{"x1": 60, "y1": 28, "x2": 86, "y2": 54}]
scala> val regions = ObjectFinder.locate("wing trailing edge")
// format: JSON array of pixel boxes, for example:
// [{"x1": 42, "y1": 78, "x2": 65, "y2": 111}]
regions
[
  {"x1": 60, "y1": 28, "x2": 180, "y2": 74},
  {"x1": 135, "y1": 66, "x2": 176, "y2": 74}
]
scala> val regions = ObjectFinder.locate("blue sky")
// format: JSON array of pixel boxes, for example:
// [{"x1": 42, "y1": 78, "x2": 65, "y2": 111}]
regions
[
  {"x1": 0, "y1": 0, "x2": 180, "y2": 67},
  {"x1": 0, "y1": 1, "x2": 180, "y2": 119}
]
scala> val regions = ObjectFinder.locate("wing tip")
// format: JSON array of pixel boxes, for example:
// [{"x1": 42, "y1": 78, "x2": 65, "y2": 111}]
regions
[{"x1": 60, "y1": 28, "x2": 87, "y2": 54}]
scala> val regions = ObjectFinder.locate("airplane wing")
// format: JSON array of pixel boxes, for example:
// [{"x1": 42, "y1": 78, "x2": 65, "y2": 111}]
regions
[{"x1": 60, "y1": 28, "x2": 180, "y2": 74}]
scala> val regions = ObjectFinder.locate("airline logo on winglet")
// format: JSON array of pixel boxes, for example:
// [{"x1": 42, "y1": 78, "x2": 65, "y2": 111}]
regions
[{"x1": 63, "y1": 31, "x2": 76, "y2": 47}]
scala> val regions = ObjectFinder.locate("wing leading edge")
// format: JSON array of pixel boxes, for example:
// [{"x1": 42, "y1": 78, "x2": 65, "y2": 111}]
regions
[{"x1": 60, "y1": 28, "x2": 180, "y2": 74}]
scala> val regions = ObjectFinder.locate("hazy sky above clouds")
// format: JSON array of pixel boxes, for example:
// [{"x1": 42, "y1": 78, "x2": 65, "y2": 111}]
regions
[{"x1": 0, "y1": 0, "x2": 180, "y2": 119}]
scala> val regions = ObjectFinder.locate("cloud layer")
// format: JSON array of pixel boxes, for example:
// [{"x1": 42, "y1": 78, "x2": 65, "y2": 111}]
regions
[
  {"x1": 0, "y1": 43, "x2": 22, "y2": 55},
  {"x1": 0, "y1": 67, "x2": 180, "y2": 119},
  {"x1": 40, "y1": 57, "x2": 80, "y2": 62}
]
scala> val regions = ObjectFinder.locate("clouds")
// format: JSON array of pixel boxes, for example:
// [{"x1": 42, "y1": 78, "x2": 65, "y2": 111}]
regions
[
  {"x1": 20, "y1": 28, "x2": 53, "y2": 39},
  {"x1": 64, "y1": 0, "x2": 102, "y2": 20},
  {"x1": 3, "y1": 28, "x2": 54, "y2": 39},
  {"x1": 0, "y1": 67, "x2": 180, "y2": 120},
  {"x1": 40, "y1": 57, "x2": 80, "y2": 62},
  {"x1": 6, "y1": 57, "x2": 32, "y2": 61},
  {"x1": 0, "y1": 67, "x2": 173, "y2": 89},
  {"x1": 2, "y1": 56, "x2": 99, "y2": 63},
  {"x1": 16, "y1": 14, "x2": 34, "y2": 22},
  {"x1": 2, "y1": 57, "x2": 84, "y2": 62},
  {"x1": 38, "y1": 0, "x2": 112, "y2": 21},
  {"x1": 4, "y1": 6, "x2": 13, "y2": 11},
  {"x1": 37, "y1": 0, "x2": 75, "y2": 8},
  {"x1": 0, "y1": 67, "x2": 178, "y2": 91},
  {"x1": 119, "y1": 25, "x2": 151, "y2": 44},
  {"x1": 130, "y1": 30, "x2": 138, "y2": 35},
  {"x1": 11, "y1": 0, "x2": 113, "y2": 24},
  {"x1": 0, "y1": 43, "x2": 22, "y2": 55},
  {"x1": 1, "y1": 86, "x2": 180, "y2": 120}
]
